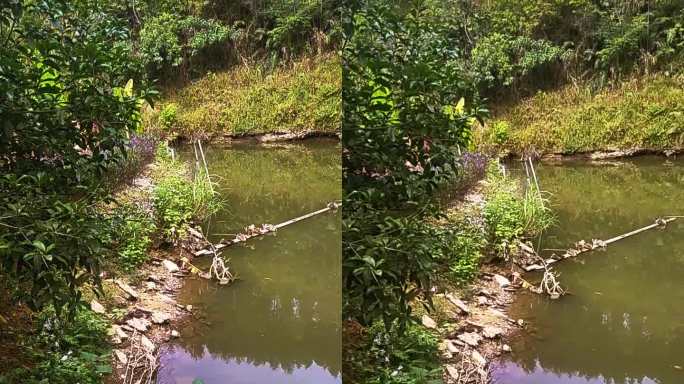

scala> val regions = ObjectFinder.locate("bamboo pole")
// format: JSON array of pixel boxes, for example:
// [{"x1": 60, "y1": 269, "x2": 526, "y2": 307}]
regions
[
  {"x1": 196, "y1": 139, "x2": 214, "y2": 194},
  {"x1": 193, "y1": 202, "x2": 341, "y2": 256},
  {"x1": 523, "y1": 217, "x2": 678, "y2": 272}
]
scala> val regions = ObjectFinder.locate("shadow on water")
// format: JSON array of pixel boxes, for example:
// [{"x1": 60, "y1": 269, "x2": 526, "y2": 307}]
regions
[
  {"x1": 493, "y1": 157, "x2": 684, "y2": 384},
  {"x1": 156, "y1": 139, "x2": 341, "y2": 384}
]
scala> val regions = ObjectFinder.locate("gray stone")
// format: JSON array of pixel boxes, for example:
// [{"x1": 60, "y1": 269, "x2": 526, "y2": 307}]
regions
[
  {"x1": 162, "y1": 260, "x2": 179, "y2": 273},
  {"x1": 90, "y1": 300, "x2": 106, "y2": 314},
  {"x1": 421, "y1": 314, "x2": 437, "y2": 329},
  {"x1": 126, "y1": 317, "x2": 151, "y2": 332},
  {"x1": 457, "y1": 332, "x2": 482, "y2": 347}
]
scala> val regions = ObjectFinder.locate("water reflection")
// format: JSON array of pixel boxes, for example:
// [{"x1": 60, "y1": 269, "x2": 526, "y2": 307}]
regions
[
  {"x1": 156, "y1": 140, "x2": 341, "y2": 384},
  {"x1": 493, "y1": 157, "x2": 684, "y2": 384}
]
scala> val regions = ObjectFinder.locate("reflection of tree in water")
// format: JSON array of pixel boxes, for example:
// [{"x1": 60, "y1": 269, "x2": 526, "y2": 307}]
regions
[
  {"x1": 175, "y1": 218, "x2": 341, "y2": 377},
  {"x1": 504, "y1": 159, "x2": 684, "y2": 384}
]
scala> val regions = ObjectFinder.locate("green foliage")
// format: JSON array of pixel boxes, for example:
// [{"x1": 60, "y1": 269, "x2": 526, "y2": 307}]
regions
[
  {"x1": 111, "y1": 205, "x2": 156, "y2": 271},
  {"x1": 346, "y1": 321, "x2": 442, "y2": 384},
  {"x1": 343, "y1": 1, "x2": 487, "y2": 331},
  {"x1": 149, "y1": 54, "x2": 340, "y2": 136},
  {"x1": 483, "y1": 161, "x2": 554, "y2": 257},
  {"x1": 0, "y1": 1, "x2": 154, "y2": 314},
  {"x1": 489, "y1": 120, "x2": 511, "y2": 145},
  {"x1": 472, "y1": 33, "x2": 565, "y2": 88},
  {"x1": 487, "y1": 74, "x2": 684, "y2": 152},
  {"x1": 445, "y1": 224, "x2": 485, "y2": 284},
  {"x1": 0, "y1": 307, "x2": 111, "y2": 384},
  {"x1": 159, "y1": 103, "x2": 179, "y2": 130},
  {"x1": 139, "y1": 13, "x2": 234, "y2": 73},
  {"x1": 152, "y1": 147, "x2": 221, "y2": 242}
]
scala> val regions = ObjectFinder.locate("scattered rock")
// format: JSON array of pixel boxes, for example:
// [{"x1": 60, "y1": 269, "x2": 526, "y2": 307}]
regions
[
  {"x1": 185, "y1": 305, "x2": 193, "y2": 312},
  {"x1": 517, "y1": 319, "x2": 525, "y2": 327},
  {"x1": 145, "y1": 281, "x2": 157, "y2": 290},
  {"x1": 126, "y1": 317, "x2": 151, "y2": 332},
  {"x1": 151, "y1": 311, "x2": 171, "y2": 324},
  {"x1": 111, "y1": 325, "x2": 129, "y2": 341},
  {"x1": 115, "y1": 279, "x2": 139, "y2": 300},
  {"x1": 471, "y1": 350, "x2": 487, "y2": 367},
  {"x1": 162, "y1": 260, "x2": 180, "y2": 273},
  {"x1": 421, "y1": 314, "x2": 437, "y2": 329},
  {"x1": 493, "y1": 274, "x2": 511, "y2": 288},
  {"x1": 477, "y1": 296, "x2": 489, "y2": 306},
  {"x1": 457, "y1": 332, "x2": 482, "y2": 347},
  {"x1": 502, "y1": 344, "x2": 512, "y2": 352},
  {"x1": 114, "y1": 349, "x2": 128, "y2": 365},
  {"x1": 483, "y1": 326, "x2": 503, "y2": 339},
  {"x1": 171, "y1": 330, "x2": 180, "y2": 338},
  {"x1": 90, "y1": 300, "x2": 106, "y2": 314},
  {"x1": 187, "y1": 227, "x2": 203, "y2": 239},
  {"x1": 445, "y1": 293, "x2": 470, "y2": 314},
  {"x1": 445, "y1": 340, "x2": 460, "y2": 353},
  {"x1": 446, "y1": 364, "x2": 460, "y2": 380},
  {"x1": 140, "y1": 335, "x2": 155, "y2": 352}
]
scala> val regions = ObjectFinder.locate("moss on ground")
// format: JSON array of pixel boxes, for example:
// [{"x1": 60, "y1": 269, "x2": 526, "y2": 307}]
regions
[
  {"x1": 144, "y1": 53, "x2": 340, "y2": 136},
  {"x1": 476, "y1": 73, "x2": 684, "y2": 153}
]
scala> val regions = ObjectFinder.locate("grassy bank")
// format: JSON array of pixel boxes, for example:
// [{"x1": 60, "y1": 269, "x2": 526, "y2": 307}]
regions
[
  {"x1": 477, "y1": 73, "x2": 684, "y2": 154},
  {"x1": 144, "y1": 53, "x2": 341, "y2": 137}
]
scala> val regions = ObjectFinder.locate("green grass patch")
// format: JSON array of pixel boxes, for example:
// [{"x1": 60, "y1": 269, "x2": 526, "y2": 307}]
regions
[
  {"x1": 152, "y1": 145, "x2": 222, "y2": 242},
  {"x1": 483, "y1": 161, "x2": 554, "y2": 257},
  {"x1": 145, "y1": 53, "x2": 341, "y2": 136},
  {"x1": 477, "y1": 74, "x2": 684, "y2": 153}
]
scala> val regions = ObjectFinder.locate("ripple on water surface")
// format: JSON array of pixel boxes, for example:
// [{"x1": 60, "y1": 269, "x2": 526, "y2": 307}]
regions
[
  {"x1": 492, "y1": 157, "x2": 684, "y2": 384},
  {"x1": 156, "y1": 140, "x2": 341, "y2": 384}
]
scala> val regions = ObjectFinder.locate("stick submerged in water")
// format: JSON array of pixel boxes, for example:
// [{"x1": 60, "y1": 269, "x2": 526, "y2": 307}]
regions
[{"x1": 524, "y1": 216, "x2": 679, "y2": 272}]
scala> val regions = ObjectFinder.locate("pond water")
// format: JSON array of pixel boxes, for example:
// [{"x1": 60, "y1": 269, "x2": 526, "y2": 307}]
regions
[
  {"x1": 156, "y1": 140, "x2": 342, "y2": 384},
  {"x1": 492, "y1": 156, "x2": 684, "y2": 384}
]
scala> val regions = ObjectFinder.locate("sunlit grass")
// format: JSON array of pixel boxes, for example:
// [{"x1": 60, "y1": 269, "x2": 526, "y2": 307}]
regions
[
  {"x1": 144, "y1": 53, "x2": 341, "y2": 136},
  {"x1": 476, "y1": 73, "x2": 684, "y2": 153}
]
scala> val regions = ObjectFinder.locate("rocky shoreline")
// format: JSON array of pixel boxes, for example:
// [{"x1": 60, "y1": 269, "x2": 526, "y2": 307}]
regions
[{"x1": 100, "y1": 164, "x2": 213, "y2": 384}]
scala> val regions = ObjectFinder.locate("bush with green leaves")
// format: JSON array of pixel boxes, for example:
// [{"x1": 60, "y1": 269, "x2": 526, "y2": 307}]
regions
[
  {"x1": 345, "y1": 321, "x2": 442, "y2": 384},
  {"x1": 0, "y1": 307, "x2": 112, "y2": 384},
  {"x1": 138, "y1": 13, "x2": 234, "y2": 74},
  {"x1": 0, "y1": 0, "x2": 153, "y2": 314},
  {"x1": 152, "y1": 147, "x2": 221, "y2": 242},
  {"x1": 111, "y1": 205, "x2": 156, "y2": 271},
  {"x1": 483, "y1": 161, "x2": 554, "y2": 257},
  {"x1": 342, "y1": 1, "x2": 487, "y2": 331},
  {"x1": 159, "y1": 103, "x2": 179, "y2": 130}
]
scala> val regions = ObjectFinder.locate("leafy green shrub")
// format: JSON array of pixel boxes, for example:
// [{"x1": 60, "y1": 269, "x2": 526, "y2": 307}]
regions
[
  {"x1": 347, "y1": 321, "x2": 442, "y2": 384},
  {"x1": 159, "y1": 103, "x2": 179, "y2": 130},
  {"x1": 471, "y1": 33, "x2": 565, "y2": 89},
  {"x1": 446, "y1": 224, "x2": 485, "y2": 284},
  {"x1": 152, "y1": 147, "x2": 221, "y2": 242},
  {"x1": 0, "y1": 307, "x2": 111, "y2": 384},
  {"x1": 483, "y1": 161, "x2": 554, "y2": 256},
  {"x1": 139, "y1": 13, "x2": 233, "y2": 72},
  {"x1": 111, "y1": 205, "x2": 156, "y2": 271},
  {"x1": 490, "y1": 120, "x2": 511, "y2": 144}
]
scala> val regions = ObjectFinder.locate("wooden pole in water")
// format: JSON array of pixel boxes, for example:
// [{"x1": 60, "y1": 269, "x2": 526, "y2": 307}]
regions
[
  {"x1": 196, "y1": 139, "x2": 214, "y2": 194},
  {"x1": 523, "y1": 217, "x2": 679, "y2": 272}
]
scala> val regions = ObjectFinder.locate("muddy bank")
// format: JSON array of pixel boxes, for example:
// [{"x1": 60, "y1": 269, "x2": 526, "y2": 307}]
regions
[
  {"x1": 501, "y1": 147, "x2": 683, "y2": 162},
  {"x1": 171, "y1": 129, "x2": 340, "y2": 145}
]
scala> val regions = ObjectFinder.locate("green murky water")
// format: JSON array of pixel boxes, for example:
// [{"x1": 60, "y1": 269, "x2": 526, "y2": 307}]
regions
[
  {"x1": 493, "y1": 156, "x2": 684, "y2": 384},
  {"x1": 156, "y1": 140, "x2": 341, "y2": 384}
]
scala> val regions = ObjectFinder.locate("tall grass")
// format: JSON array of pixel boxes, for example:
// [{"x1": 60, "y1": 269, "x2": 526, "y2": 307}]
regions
[
  {"x1": 143, "y1": 53, "x2": 340, "y2": 136},
  {"x1": 476, "y1": 73, "x2": 684, "y2": 153},
  {"x1": 152, "y1": 145, "x2": 222, "y2": 241}
]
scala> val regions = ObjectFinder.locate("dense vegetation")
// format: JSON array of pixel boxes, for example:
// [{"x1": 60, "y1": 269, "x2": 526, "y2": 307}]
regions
[
  {"x1": 146, "y1": 53, "x2": 340, "y2": 137},
  {"x1": 342, "y1": 0, "x2": 683, "y2": 383},
  {"x1": 0, "y1": 0, "x2": 317, "y2": 381}
]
